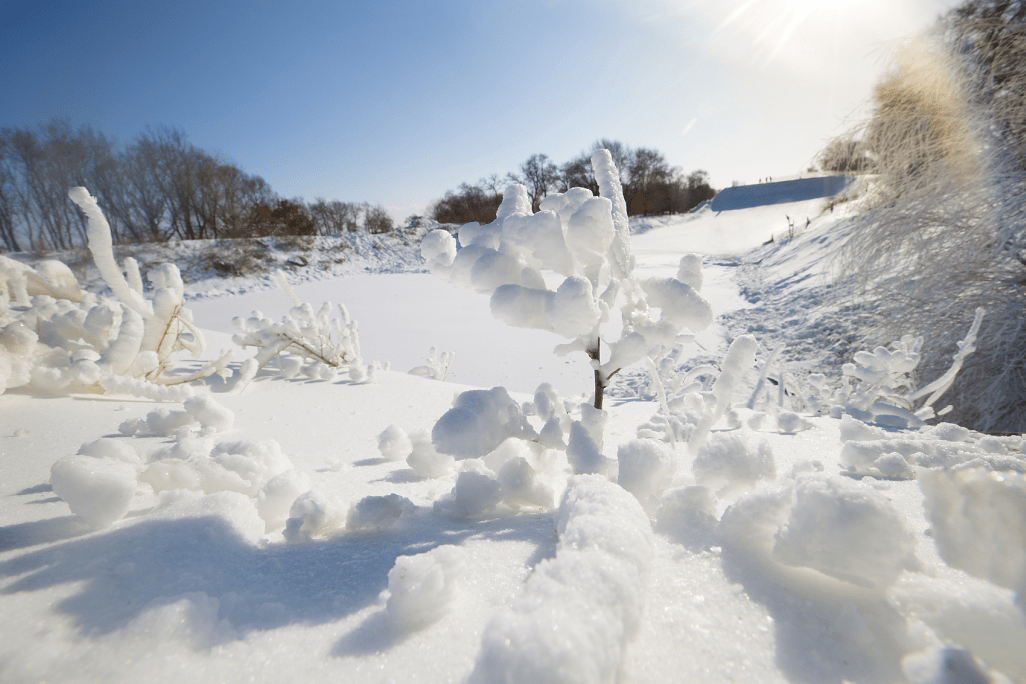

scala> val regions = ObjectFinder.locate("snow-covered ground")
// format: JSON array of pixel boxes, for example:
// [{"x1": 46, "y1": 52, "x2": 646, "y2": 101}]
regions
[{"x1": 2, "y1": 188, "x2": 1024, "y2": 684}]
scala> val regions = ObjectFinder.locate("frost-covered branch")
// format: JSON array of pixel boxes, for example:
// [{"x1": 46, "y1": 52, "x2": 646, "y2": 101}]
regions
[{"x1": 0, "y1": 187, "x2": 230, "y2": 399}]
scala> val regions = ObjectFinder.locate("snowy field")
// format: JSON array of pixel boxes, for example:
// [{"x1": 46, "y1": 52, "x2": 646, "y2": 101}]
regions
[{"x1": 2, "y1": 181, "x2": 1025, "y2": 684}]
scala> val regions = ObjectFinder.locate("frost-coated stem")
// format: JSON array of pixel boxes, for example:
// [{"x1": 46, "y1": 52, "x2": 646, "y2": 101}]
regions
[
  {"x1": 68, "y1": 187, "x2": 154, "y2": 320},
  {"x1": 646, "y1": 356, "x2": 676, "y2": 448},
  {"x1": 908, "y1": 307, "x2": 985, "y2": 407},
  {"x1": 747, "y1": 344, "x2": 784, "y2": 410}
]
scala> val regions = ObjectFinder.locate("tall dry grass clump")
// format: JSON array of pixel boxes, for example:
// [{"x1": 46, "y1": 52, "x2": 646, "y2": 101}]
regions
[{"x1": 829, "y1": 3, "x2": 1026, "y2": 432}]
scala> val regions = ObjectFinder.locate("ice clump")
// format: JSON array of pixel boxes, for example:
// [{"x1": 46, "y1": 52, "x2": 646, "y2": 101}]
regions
[
  {"x1": 386, "y1": 545, "x2": 466, "y2": 630},
  {"x1": 50, "y1": 455, "x2": 138, "y2": 528},
  {"x1": 470, "y1": 475, "x2": 653, "y2": 684},
  {"x1": 566, "y1": 403, "x2": 611, "y2": 475},
  {"x1": 617, "y1": 437, "x2": 676, "y2": 514},
  {"x1": 497, "y1": 455, "x2": 555, "y2": 510},
  {"x1": 283, "y1": 490, "x2": 346, "y2": 543},
  {"x1": 119, "y1": 396, "x2": 235, "y2": 438},
  {"x1": 772, "y1": 474, "x2": 919, "y2": 588},
  {"x1": 432, "y1": 387, "x2": 535, "y2": 459},
  {"x1": 346, "y1": 494, "x2": 415, "y2": 532},
  {"x1": 376, "y1": 424, "x2": 413, "y2": 462},
  {"x1": 692, "y1": 431, "x2": 775, "y2": 496},
  {"x1": 255, "y1": 469, "x2": 310, "y2": 533},
  {"x1": 406, "y1": 428, "x2": 455, "y2": 478},
  {"x1": 77, "y1": 437, "x2": 141, "y2": 465}
]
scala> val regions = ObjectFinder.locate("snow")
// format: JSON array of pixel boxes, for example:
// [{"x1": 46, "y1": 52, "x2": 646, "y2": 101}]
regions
[{"x1": 2, "y1": 182, "x2": 1025, "y2": 683}]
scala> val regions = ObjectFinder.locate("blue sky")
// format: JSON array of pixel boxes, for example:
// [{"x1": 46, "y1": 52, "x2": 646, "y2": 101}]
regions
[{"x1": 1, "y1": 0, "x2": 961, "y2": 221}]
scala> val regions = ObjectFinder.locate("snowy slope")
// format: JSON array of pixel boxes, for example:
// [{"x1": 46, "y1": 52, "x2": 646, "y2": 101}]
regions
[{"x1": 2, "y1": 194, "x2": 1025, "y2": 684}]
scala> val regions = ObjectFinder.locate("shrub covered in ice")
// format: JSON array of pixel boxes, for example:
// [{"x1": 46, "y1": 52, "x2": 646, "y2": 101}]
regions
[
  {"x1": 231, "y1": 270, "x2": 375, "y2": 387},
  {"x1": 408, "y1": 346, "x2": 455, "y2": 381},
  {"x1": 0, "y1": 188, "x2": 231, "y2": 399},
  {"x1": 470, "y1": 475, "x2": 653, "y2": 684},
  {"x1": 918, "y1": 468, "x2": 1026, "y2": 610},
  {"x1": 386, "y1": 545, "x2": 466, "y2": 630},
  {"x1": 422, "y1": 150, "x2": 712, "y2": 410},
  {"x1": 813, "y1": 309, "x2": 985, "y2": 428},
  {"x1": 772, "y1": 474, "x2": 919, "y2": 588},
  {"x1": 692, "y1": 431, "x2": 775, "y2": 497}
]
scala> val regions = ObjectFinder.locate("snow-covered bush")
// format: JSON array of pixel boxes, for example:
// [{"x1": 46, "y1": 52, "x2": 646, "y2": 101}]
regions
[
  {"x1": 0, "y1": 187, "x2": 231, "y2": 399},
  {"x1": 826, "y1": 21, "x2": 1026, "y2": 432},
  {"x1": 408, "y1": 346, "x2": 455, "y2": 380},
  {"x1": 422, "y1": 150, "x2": 712, "y2": 410},
  {"x1": 230, "y1": 269, "x2": 381, "y2": 386},
  {"x1": 818, "y1": 308, "x2": 986, "y2": 428}
]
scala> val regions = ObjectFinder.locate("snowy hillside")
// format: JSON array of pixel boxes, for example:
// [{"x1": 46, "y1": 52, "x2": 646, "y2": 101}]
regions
[{"x1": 1, "y1": 181, "x2": 1024, "y2": 684}]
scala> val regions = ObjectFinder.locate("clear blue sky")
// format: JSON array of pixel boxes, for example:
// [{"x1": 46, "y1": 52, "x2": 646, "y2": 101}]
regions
[{"x1": 1, "y1": 0, "x2": 961, "y2": 221}]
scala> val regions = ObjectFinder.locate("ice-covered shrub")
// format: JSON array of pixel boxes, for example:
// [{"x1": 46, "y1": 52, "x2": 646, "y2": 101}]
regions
[
  {"x1": 820, "y1": 308, "x2": 986, "y2": 428},
  {"x1": 0, "y1": 188, "x2": 232, "y2": 399},
  {"x1": 422, "y1": 150, "x2": 712, "y2": 410},
  {"x1": 825, "y1": 20, "x2": 1026, "y2": 432},
  {"x1": 408, "y1": 346, "x2": 455, "y2": 380},
  {"x1": 230, "y1": 270, "x2": 377, "y2": 387}
]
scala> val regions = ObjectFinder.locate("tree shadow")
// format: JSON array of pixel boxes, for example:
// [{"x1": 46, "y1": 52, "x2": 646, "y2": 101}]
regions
[
  {"x1": 0, "y1": 510, "x2": 555, "y2": 642},
  {"x1": 330, "y1": 512, "x2": 555, "y2": 659},
  {"x1": 0, "y1": 515, "x2": 91, "y2": 553}
]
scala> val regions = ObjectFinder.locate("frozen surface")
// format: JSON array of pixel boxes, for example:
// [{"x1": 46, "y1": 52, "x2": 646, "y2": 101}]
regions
[{"x1": 2, "y1": 193, "x2": 1025, "y2": 683}]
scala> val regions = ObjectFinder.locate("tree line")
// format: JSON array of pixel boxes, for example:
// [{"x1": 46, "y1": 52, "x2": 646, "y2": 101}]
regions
[
  {"x1": 0, "y1": 120, "x2": 394, "y2": 253},
  {"x1": 429, "y1": 139, "x2": 716, "y2": 226}
]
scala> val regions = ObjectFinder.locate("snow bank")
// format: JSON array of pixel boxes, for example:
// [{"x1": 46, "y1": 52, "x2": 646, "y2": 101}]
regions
[{"x1": 469, "y1": 475, "x2": 653, "y2": 683}]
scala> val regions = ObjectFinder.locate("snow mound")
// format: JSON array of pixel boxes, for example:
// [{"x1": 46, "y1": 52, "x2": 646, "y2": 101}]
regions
[
  {"x1": 772, "y1": 474, "x2": 919, "y2": 588},
  {"x1": 470, "y1": 475, "x2": 653, "y2": 684}
]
